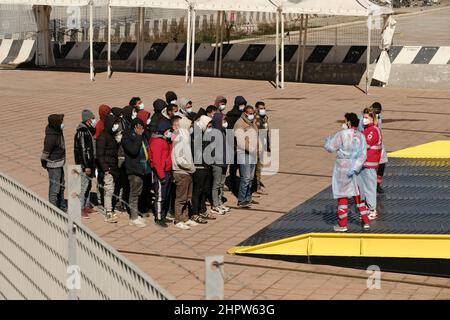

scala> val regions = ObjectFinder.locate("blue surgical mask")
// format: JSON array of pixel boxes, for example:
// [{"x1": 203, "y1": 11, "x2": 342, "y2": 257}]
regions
[
  {"x1": 219, "y1": 104, "x2": 226, "y2": 111},
  {"x1": 60, "y1": 123, "x2": 65, "y2": 130},
  {"x1": 112, "y1": 124, "x2": 119, "y2": 132},
  {"x1": 138, "y1": 103, "x2": 145, "y2": 110},
  {"x1": 259, "y1": 110, "x2": 266, "y2": 117},
  {"x1": 186, "y1": 108, "x2": 193, "y2": 114},
  {"x1": 91, "y1": 118, "x2": 97, "y2": 128},
  {"x1": 239, "y1": 105, "x2": 245, "y2": 112}
]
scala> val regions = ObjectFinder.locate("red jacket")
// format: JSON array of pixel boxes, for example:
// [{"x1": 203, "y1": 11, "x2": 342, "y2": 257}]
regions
[
  {"x1": 148, "y1": 136, "x2": 172, "y2": 180},
  {"x1": 363, "y1": 124, "x2": 382, "y2": 169}
]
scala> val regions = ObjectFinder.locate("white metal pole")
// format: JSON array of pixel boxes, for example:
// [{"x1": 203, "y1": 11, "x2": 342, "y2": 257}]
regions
[
  {"x1": 107, "y1": 5, "x2": 112, "y2": 79},
  {"x1": 140, "y1": 7, "x2": 145, "y2": 72},
  {"x1": 295, "y1": 14, "x2": 303, "y2": 82},
  {"x1": 89, "y1": 2, "x2": 94, "y2": 81},
  {"x1": 281, "y1": 11, "x2": 285, "y2": 89},
  {"x1": 218, "y1": 11, "x2": 224, "y2": 77},
  {"x1": 300, "y1": 14, "x2": 308, "y2": 82},
  {"x1": 275, "y1": 10, "x2": 279, "y2": 89},
  {"x1": 366, "y1": 15, "x2": 372, "y2": 95},
  {"x1": 190, "y1": 9, "x2": 196, "y2": 84},
  {"x1": 214, "y1": 10, "x2": 220, "y2": 77},
  {"x1": 185, "y1": 7, "x2": 191, "y2": 83},
  {"x1": 135, "y1": 9, "x2": 140, "y2": 73}
]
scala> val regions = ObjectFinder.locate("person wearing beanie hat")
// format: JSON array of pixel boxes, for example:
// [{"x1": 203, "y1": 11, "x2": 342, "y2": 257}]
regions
[
  {"x1": 149, "y1": 119, "x2": 173, "y2": 228},
  {"x1": 74, "y1": 109, "x2": 97, "y2": 218},
  {"x1": 41, "y1": 114, "x2": 66, "y2": 212},
  {"x1": 95, "y1": 104, "x2": 111, "y2": 139},
  {"x1": 122, "y1": 117, "x2": 149, "y2": 228},
  {"x1": 165, "y1": 91, "x2": 178, "y2": 105},
  {"x1": 149, "y1": 99, "x2": 169, "y2": 135}
]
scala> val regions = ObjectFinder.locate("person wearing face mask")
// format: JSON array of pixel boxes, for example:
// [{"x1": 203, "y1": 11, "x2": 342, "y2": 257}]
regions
[
  {"x1": 136, "y1": 110, "x2": 153, "y2": 216},
  {"x1": 178, "y1": 97, "x2": 196, "y2": 121},
  {"x1": 324, "y1": 113, "x2": 370, "y2": 232},
  {"x1": 234, "y1": 105, "x2": 258, "y2": 208},
  {"x1": 41, "y1": 114, "x2": 67, "y2": 212},
  {"x1": 74, "y1": 109, "x2": 97, "y2": 218},
  {"x1": 96, "y1": 114, "x2": 120, "y2": 223},
  {"x1": 149, "y1": 121, "x2": 174, "y2": 228},
  {"x1": 206, "y1": 112, "x2": 231, "y2": 215},
  {"x1": 226, "y1": 96, "x2": 247, "y2": 197},
  {"x1": 162, "y1": 103, "x2": 179, "y2": 120},
  {"x1": 165, "y1": 91, "x2": 178, "y2": 105},
  {"x1": 357, "y1": 108, "x2": 382, "y2": 221},
  {"x1": 95, "y1": 104, "x2": 111, "y2": 140},
  {"x1": 253, "y1": 101, "x2": 270, "y2": 196},
  {"x1": 129, "y1": 96, "x2": 144, "y2": 111},
  {"x1": 371, "y1": 102, "x2": 387, "y2": 194},
  {"x1": 149, "y1": 99, "x2": 169, "y2": 135},
  {"x1": 122, "y1": 117, "x2": 150, "y2": 228},
  {"x1": 214, "y1": 95, "x2": 227, "y2": 113}
]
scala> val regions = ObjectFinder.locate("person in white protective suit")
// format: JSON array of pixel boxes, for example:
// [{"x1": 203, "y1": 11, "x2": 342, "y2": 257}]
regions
[{"x1": 324, "y1": 113, "x2": 371, "y2": 232}]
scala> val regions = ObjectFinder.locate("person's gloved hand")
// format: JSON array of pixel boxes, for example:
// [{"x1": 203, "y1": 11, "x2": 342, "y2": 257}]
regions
[{"x1": 347, "y1": 168, "x2": 356, "y2": 178}]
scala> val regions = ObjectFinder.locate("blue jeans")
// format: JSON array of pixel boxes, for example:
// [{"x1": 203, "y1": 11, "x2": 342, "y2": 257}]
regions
[
  {"x1": 47, "y1": 167, "x2": 66, "y2": 211},
  {"x1": 238, "y1": 163, "x2": 256, "y2": 203},
  {"x1": 80, "y1": 171, "x2": 92, "y2": 209}
]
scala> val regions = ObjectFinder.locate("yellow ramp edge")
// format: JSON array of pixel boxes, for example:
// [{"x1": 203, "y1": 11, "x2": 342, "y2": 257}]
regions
[
  {"x1": 228, "y1": 233, "x2": 450, "y2": 259},
  {"x1": 388, "y1": 140, "x2": 450, "y2": 158}
]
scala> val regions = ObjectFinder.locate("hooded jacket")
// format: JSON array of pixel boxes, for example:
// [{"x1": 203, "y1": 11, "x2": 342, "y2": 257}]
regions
[
  {"x1": 96, "y1": 114, "x2": 119, "y2": 175},
  {"x1": 122, "y1": 118, "x2": 150, "y2": 176},
  {"x1": 41, "y1": 114, "x2": 66, "y2": 169},
  {"x1": 234, "y1": 113, "x2": 258, "y2": 155},
  {"x1": 191, "y1": 116, "x2": 212, "y2": 169},
  {"x1": 178, "y1": 97, "x2": 197, "y2": 121},
  {"x1": 74, "y1": 121, "x2": 96, "y2": 170},
  {"x1": 206, "y1": 112, "x2": 227, "y2": 167},
  {"x1": 137, "y1": 110, "x2": 151, "y2": 137},
  {"x1": 165, "y1": 91, "x2": 178, "y2": 104},
  {"x1": 95, "y1": 104, "x2": 111, "y2": 139},
  {"x1": 149, "y1": 99, "x2": 169, "y2": 134},
  {"x1": 214, "y1": 95, "x2": 227, "y2": 109},
  {"x1": 149, "y1": 122, "x2": 173, "y2": 181},
  {"x1": 172, "y1": 117, "x2": 195, "y2": 174},
  {"x1": 226, "y1": 96, "x2": 247, "y2": 129}
]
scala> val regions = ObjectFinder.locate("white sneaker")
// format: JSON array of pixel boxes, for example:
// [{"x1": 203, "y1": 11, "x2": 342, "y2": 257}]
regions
[
  {"x1": 219, "y1": 205, "x2": 230, "y2": 213},
  {"x1": 368, "y1": 210, "x2": 378, "y2": 220},
  {"x1": 333, "y1": 225, "x2": 348, "y2": 232},
  {"x1": 211, "y1": 207, "x2": 226, "y2": 215},
  {"x1": 129, "y1": 216, "x2": 147, "y2": 228},
  {"x1": 175, "y1": 222, "x2": 191, "y2": 230},
  {"x1": 185, "y1": 219, "x2": 199, "y2": 227}
]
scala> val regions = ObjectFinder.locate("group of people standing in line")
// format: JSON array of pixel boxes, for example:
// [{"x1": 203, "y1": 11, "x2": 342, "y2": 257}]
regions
[
  {"x1": 41, "y1": 91, "x2": 270, "y2": 230},
  {"x1": 325, "y1": 102, "x2": 387, "y2": 232}
]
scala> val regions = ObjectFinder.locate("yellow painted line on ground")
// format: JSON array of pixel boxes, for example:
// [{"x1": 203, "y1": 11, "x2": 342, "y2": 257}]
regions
[
  {"x1": 388, "y1": 140, "x2": 450, "y2": 158},
  {"x1": 229, "y1": 233, "x2": 450, "y2": 259}
]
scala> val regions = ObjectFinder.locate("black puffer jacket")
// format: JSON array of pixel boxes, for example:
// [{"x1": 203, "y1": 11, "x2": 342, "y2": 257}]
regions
[
  {"x1": 122, "y1": 118, "x2": 149, "y2": 176},
  {"x1": 74, "y1": 122, "x2": 96, "y2": 170},
  {"x1": 226, "y1": 96, "x2": 246, "y2": 129},
  {"x1": 41, "y1": 114, "x2": 66, "y2": 169},
  {"x1": 96, "y1": 114, "x2": 119, "y2": 175}
]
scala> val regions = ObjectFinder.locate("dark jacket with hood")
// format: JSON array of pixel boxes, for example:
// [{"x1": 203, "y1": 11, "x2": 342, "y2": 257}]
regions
[
  {"x1": 206, "y1": 112, "x2": 227, "y2": 168},
  {"x1": 122, "y1": 118, "x2": 150, "y2": 176},
  {"x1": 226, "y1": 96, "x2": 247, "y2": 129},
  {"x1": 149, "y1": 99, "x2": 169, "y2": 134},
  {"x1": 41, "y1": 114, "x2": 65, "y2": 169},
  {"x1": 96, "y1": 114, "x2": 119, "y2": 176},
  {"x1": 74, "y1": 122, "x2": 96, "y2": 170}
]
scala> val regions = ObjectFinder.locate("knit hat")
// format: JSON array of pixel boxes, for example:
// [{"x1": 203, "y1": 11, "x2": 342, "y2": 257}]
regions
[
  {"x1": 197, "y1": 115, "x2": 212, "y2": 132},
  {"x1": 157, "y1": 120, "x2": 172, "y2": 134},
  {"x1": 82, "y1": 109, "x2": 95, "y2": 122}
]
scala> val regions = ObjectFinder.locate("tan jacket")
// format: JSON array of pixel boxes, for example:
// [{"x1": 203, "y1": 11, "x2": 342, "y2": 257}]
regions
[{"x1": 234, "y1": 115, "x2": 258, "y2": 154}]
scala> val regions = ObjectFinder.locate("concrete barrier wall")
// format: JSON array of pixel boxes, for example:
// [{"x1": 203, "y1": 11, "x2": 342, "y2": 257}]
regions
[{"x1": 389, "y1": 64, "x2": 450, "y2": 90}]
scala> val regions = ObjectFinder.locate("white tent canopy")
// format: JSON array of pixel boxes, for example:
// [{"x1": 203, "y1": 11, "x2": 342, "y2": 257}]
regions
[
  {"x1": 0, "y1": 0, "x2": 107, "y2": 5},
  {"x1": 281, "y1": 0, "x2": 392, "y2": 16}
]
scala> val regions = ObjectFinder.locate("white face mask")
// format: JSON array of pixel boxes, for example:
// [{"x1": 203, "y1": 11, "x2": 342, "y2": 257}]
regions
[
  {"x1": 222, "y1": 121, "x2": 228, "y2": 128},
  {"x1": 363, "y1": 118, "x2": 371, "y2": 126},
  {"x1": 115, "y1": 132, "x2": 123, "y2": 143},
  {"x1": 259, "y1": 110, "x2": 266, "y2": 117},
  {"x1": 239, "y1": 105, "x2": 245, "y2": 112},
  {"x1": 60, "y1": 123, "x2": 65, "y2": 130},
  {"x1": 138, "y1": 103, "x2": 145, "y2": 110},
  {"x1": 206, "y1": 128, "x2": 212, "y2": 133},
  {"x1": 146, "y1": 118, "x2": 151, "y2": 125},
  {"x1": 186, "y1": 108, "x2": 193, "y2": 114},
  {"x1": 342, "y1": 123, "x2": 349, "y2": 130},
  {"x1": 91, "y1": 118, "x2": 97, "y2": 128},
  {"x1": 219, "y1": 104, "x2": 226, "y2": 111},
  {"x1": 189, "y1": 127, "x2": 194, "y2": 134},
  {"x1": 174, "y1": 111, "x2": 183, "y2": 117},
  {"x1": 247, "y1": 114, "x2": 255, "y2": 121},
  {"x1": 170, "y1": 100, "x2": 177, "y2": 105},
  {"x1": 112, "y1": 124, "x2": 119, "y2": 132},
  {"x1": 132, "y1": 111, "x2": 137, "y2": 120}
]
